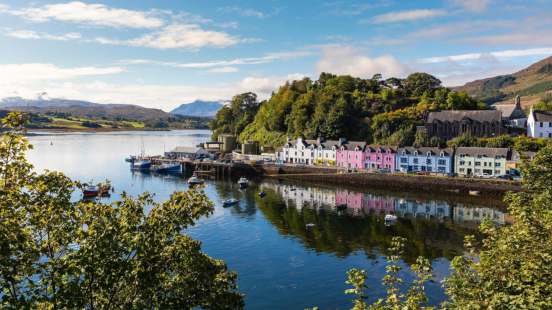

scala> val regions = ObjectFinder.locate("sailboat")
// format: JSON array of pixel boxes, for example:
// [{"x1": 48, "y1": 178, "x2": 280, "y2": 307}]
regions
[{"x1": 131, "y1": 137, "x2": 151, "y2": 170}]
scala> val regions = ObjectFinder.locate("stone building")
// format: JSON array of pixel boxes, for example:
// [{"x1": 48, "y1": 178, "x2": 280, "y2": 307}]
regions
[
  {"x1": 494, "y1": 95, "x2": 527, "y2": 128},
  {"x1": 425, "y1": 110, "x2": 504, "y2": 140}
]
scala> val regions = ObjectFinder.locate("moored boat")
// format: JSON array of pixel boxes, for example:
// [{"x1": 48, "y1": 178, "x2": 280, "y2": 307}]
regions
[
  {"x1": 238, "y1": 177, "x2": 249, "y2": 189},
  {"x1": 131, "y1": 159, "x2": 152, "y2": 170},
  {"x1": 151, "y1": 163, "x2": 181, "y2": 174},
  {"x1": 223, "y1": 198, "x2": 239, "y2": 206},
  {"x1": 188, "y1": 175, "x2": 205, "y2": 186},
  {"x1": 384, "y1": 214, "x2": 398, "y2": 222},
  {"x1": 83, "y1": 185, "x2": 100, "y2": 198}
]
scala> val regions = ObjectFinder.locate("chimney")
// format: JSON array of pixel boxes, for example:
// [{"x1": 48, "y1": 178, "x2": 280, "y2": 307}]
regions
[
  {"x1": 338, "y1": 137, "x2": 347, "y2": 146},
  {"x1": 515, "y1": 95, "x2": 521, "y2": 108}
]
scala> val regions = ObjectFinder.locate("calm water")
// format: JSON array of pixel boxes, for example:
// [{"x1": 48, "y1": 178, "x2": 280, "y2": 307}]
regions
[{"x1": 26, "y1": 130, "x2": 507, "y2": 309}]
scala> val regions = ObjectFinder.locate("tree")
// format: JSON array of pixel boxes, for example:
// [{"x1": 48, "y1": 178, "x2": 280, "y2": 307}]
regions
[
  {"x1": 334, "y1": 237, "x2": 433, "y2": 310},
  {"x1": 404, "y1": 73, "x2": 442, "y2": 97},
  {"x1": 0, "y1": 113, "x2": 244, "y2": 309},
  {"x1": 445, "y1": 91, "x2": 482, "y2": 110},
  {"x1": 444, "y1": 145, "x2": 552, "y2": 308}
]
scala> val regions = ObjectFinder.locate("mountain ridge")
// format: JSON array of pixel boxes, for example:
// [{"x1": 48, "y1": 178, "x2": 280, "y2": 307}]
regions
[
  {"x1": 170, "y1": 100, "x2": 224, "y2": 118},
  {"x1": 455, "y1": 55, "x2": 552, "y2": 106}
]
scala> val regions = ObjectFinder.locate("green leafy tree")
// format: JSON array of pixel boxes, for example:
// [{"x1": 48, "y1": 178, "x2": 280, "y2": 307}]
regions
[
  {"x1": 0, "y1": 113, "x2": 244, "y2": 309},
  {"x1": 341, "y1": 237, "x2": 433, "y2": 310},
  {"x1": 404, "y1": 73, "x2": 442, "y2": 97},
  {"x1": 443, "y1": 145, "x2": 552, "y2": 308}
]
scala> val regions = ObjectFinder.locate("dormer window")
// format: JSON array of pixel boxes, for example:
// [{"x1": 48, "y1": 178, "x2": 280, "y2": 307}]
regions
[
  {"x1": 427, "y1": 152, "x2": 431, "y2": 157},
  {"x1": 440, "y1": 152, "x2": 445, "y2": 157},
  {"x1": 414, "y1": 151, "x2": 418, "y2": 156}
]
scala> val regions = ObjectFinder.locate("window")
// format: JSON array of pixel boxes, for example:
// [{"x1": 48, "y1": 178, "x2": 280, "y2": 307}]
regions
[
  {"x1": 540, "y1": 122, "x2": 544, "y2": 127},
  {"x1": 540, "y1": 133, "x2": 544, "y2": 138},
  {"x1": 459, "y1": 168, "x2": 465, "y2": 172},
  {"x1": 438, "y1": 167, "x2": 445, "y2": 172},
  {"x1": 495, "y1": 170, "x2": 501, "y2": 174},
  {"x1": 426, "y1": 158, "x2": 431, "y2": 164},
  {"x1": 475, "y1": 161, "x2": 481, "y2": 166},
  {"x1": 400, "y1": 158, "x2": 407, "y2": 163},
  {"x1": 495, "y1": 162, "x2": 501, "y2": 167},
  {"x1": 475, "y1": 169, "x2": 481, "y2": 173},
  {"x1": 460, "y1": 160, "x2": 465, "y2": 165},
  {"x1": 413, "y1": 158, "x2": 419, "y2": 164},
  {"x1": 438, "y1": 159, "x2": 446, "y2": 165}
]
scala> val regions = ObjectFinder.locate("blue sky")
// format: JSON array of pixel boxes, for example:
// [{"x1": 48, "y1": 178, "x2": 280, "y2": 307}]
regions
[{"x1": 1, "y1": 0, "x2": 552, "y2": 111}]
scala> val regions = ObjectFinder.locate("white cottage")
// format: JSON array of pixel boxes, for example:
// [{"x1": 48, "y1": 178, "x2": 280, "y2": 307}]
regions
[
  {"x1": 527, "y1": 108, "x2": 552, "y2": 138},
  {"x1": 277, "y1": 137, "x2": 341, "y2": 166}
]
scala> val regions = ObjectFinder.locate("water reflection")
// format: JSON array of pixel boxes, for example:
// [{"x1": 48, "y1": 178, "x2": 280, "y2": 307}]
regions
[{"x1": 256, "y1": 180, "x2": 508, "y2": 263}]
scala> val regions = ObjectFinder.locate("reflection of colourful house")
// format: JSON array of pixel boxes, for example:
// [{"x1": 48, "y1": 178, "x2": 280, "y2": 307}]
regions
[
  {"x1": 362, "y1": 194, "x2": 395, "y2": 214},
  {"x1": 364, "y1": 145, "x2": 396, "y2": 171},
  {"x1": 336, "y1": 140, "x2": 367, "y2": 169}
]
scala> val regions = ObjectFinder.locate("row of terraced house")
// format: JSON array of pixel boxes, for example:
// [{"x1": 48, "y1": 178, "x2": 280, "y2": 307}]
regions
[{"x1": 276, "y1": 137, "x2": 534, "y2": 178}]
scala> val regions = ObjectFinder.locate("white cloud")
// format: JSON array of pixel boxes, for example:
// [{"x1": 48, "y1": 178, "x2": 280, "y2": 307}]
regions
[
  {"x1": 0, "y1": 4, "x2": 8, "y2": 13},
  {"x1": 419, "y1": 47, "x2": 552, "y2": 64},
  {"x1": 369, "y1": 9, "x2": 446, "y2": 24},
  {"x1": 93, "y1": 24, "x2": 241, "y2": 49},
  {"x1": 450, "y1": 0, "x2": 491, "y2": 13},
  {"x1": 218, "y1": 7, "x2": 266, "y2": 18},
  {"x1": 316, "y1": 45, "x2": 409, "y2": 78},
  {"x1": 0, "y1": 63, "x2": 124, "y2": 81},
  {"x1": 0, "y1": 62, "x2": 305, "y2": 111},
  {"x1": 9, "y1": 1, "x2": 164, "y2": 28},
  {"x1": 467, "y1": 31, "x2": 552, "y2": 46},
  {"x1": 6, "y1": 29, "x2": 82, "y2": 41},
  {"x1": 121, "y1": 50, "x2": 313, "y2": 69},
  {"x1": 208, "y1": 66, "x2": 239, "y2": 73}
]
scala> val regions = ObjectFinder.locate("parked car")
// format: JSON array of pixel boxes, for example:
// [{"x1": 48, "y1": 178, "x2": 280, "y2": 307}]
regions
[{"x1": 497, "y1": 175, "x2": 513, "y2": 180}]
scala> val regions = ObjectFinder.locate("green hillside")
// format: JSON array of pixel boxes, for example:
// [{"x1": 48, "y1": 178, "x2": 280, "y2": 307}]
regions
[
  {"x1": 456, "y1": 55, "x2": 552, "y2": 106},
  {"x1": 210, "y1": 73, "x2": 485, "y2": 148}
]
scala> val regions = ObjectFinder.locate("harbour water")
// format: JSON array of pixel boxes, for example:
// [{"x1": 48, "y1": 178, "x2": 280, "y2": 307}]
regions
[{"x1": 26, "y1": 130, "x2": 508, "y2": 309}]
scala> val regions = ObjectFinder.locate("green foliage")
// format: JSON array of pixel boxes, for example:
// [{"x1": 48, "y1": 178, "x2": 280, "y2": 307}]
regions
[
  {"x1": 443, "y1": 145, "x2": 552, "y2": 308},
  {"x1": 0, "y1": 113, "x2": 244, "y2": 309},
  {"x1": 533, "y1": 93, "x2": 552, "y2": 111},
  {"x1": 404, "y1": 73, "x2": 442, "y2": 97},
  {"x1": 518, "y1": 80, "x2": 552, "y2": 97},
  {"x1": 447, "y1": 133, "x2": 549, "y2": 152},
  {"x1": 445, "y1": 91, "x2": 484, "y2": 110},
  {"x1": 210, "y1": 73, "x2": 479, "y2": 148},
  {"x1": 341, "y1": 237, "x2": 433, "y2": 310},
  {"x1": 211, "y1": 92, "x2": 259, "y2": 140}
]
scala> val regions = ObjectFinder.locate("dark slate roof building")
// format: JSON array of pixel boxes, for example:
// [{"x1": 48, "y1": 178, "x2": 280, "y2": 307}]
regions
[{"x1": 426, "y1": 110, "x2": 505, "y2": 140}]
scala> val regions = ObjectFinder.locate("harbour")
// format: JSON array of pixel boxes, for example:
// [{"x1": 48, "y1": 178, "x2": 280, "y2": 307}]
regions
[{"x1": 25, "y1": 130, "x2": 510, "y2": 308}]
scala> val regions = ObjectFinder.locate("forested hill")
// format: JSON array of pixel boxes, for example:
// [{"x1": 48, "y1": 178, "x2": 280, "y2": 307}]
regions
[{"x1": 210, "y1": 72, "x2": 485, "y2": 148}]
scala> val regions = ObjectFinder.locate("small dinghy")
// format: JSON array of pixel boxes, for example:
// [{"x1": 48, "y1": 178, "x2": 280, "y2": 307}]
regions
[
  {"x1": 188, "y1": 175, "x2": 205, "y2": 186},
  {"x1": 384, "y1": 214, "x2": 398, "y2": 222},
  {"x1": 259, "y1": 191, "x2": 266, "y2": 198},
  {"x1": 238, "y1": 177, "x2": 249, "y2": 189},
  {"x1": 223, "y1": 198, "x2": 239, "y2": 206}
]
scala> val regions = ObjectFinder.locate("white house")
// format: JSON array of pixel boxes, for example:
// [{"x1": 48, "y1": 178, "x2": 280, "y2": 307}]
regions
[
  {"x1": 277, "y1": 137, "x2": 315, "y2": 164},
  {"x1": 277, "y1": 137, "x2": 341, "y2": 165},
  {"x1": 395, "y1": 147, "x2": 454, "y2": 175},
  {"x1": 527, "y1": 108, "x2": 552, "y2": 138}
]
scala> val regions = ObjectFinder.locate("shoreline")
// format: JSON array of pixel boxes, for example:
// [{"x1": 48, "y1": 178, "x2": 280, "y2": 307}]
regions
[{"x1": 25, "y1": 127, "x2": 208, "y2": 134}]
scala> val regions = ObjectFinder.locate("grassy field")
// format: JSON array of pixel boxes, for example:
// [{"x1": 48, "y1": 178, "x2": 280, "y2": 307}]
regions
[{"x1": 28, "y1": 116, "x2": 147, "y2": 131}]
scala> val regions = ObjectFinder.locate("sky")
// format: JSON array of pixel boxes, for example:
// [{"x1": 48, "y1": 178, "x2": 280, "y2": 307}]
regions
[{"x1": 1, "y1": 0, "x2": 552, "y2": 111}]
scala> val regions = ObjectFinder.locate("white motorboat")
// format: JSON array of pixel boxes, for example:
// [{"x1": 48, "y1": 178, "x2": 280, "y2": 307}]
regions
[
  {"x1": 384, "y1": 214, "x2": 398, "y2": 222},
  {"x1": 187, "y1": 176, "x2": 205, "y2": 186},
  {"x1": 238, "y1": 177, "x2": 249, "y2": 188}
]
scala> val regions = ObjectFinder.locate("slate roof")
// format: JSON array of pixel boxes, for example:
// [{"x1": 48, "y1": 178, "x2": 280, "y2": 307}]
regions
[
  {"x1": 456, "y1": 147, "x2": 509, "y2": 158},
  {"x1": 366, "y1": 145, "x2": 396, "y2": 153},
  {"x1": 427, "y1": 110, "x2": 502, "y2": 123},
  {"x1": 341, "y1": 141, "x2": 367, "y2": 150},
  {"x1": 397, "y1": 147, "x2": 453, "y2": 156},
  {"x1": 532, "y1": 110, "x2": 552, "y2": 122}
]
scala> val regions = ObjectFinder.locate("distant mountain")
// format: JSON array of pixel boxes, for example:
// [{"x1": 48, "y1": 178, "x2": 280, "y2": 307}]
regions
[
  {"x1": 455, "y1": 55, "x2": 552, "y2": 106},
  {"x1": 170, "y1": 100, "x2": 223, "y2": 118},
  {"x1": 0, "y1": 97, "x2": 168, "y2": 121}
]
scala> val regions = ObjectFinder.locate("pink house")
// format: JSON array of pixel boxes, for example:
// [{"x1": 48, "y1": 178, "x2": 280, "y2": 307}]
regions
[
  {"x1": 364, "y1": 145, "x2": 396, "y2": 171},
  {"x1": 336, "y1": 140, "x2": 367, "y2": 170}
]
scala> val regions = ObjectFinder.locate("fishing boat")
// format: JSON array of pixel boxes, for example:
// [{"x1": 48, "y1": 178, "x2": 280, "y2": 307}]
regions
[
  {"x1": 83, "y1": 185, "x2": 100, "y2": 198},
  {"x1": 131, "y1": 159, "x2": 152, "y2": 170},
  {"x1": 151, "y1": 163, "x2": 181, "y2": 174},
  {"x1": 223, "y1": 198, "x2": 239, "y2": 206},
  {"x1": 238, "y1": 177, "x2": 249, "y2": 189},
  {"x1": 187, "y1": 175, "x2": 205, "y2": 186},
  {"x1": 125, "y1": 155, "x2": 136, "y2": 163}
]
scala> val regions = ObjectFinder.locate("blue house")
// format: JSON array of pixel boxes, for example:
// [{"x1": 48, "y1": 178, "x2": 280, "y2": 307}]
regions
[{"x1": 395, "y1": 147, "x2": 454, "y2": 175}]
